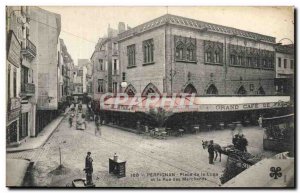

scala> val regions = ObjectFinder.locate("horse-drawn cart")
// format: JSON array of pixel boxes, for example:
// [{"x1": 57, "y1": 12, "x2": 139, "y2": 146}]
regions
[{"x1": 220, "y1": 145, "x2": 261, "y2": 184}]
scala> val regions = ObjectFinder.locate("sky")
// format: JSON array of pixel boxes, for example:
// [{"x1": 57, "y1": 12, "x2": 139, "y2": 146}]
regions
[{"x1": 40, "y1": 6, "x2": 294, "y2": 66}]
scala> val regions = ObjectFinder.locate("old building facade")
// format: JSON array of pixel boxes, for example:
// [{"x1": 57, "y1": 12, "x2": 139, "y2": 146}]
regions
[
  {"x1": 6, "y1": 6, "x2": 38, "y2": 145},
  {"x1": 91, "y1": 22, "x2": 125, "y2": 102},
  {"x1": 30, "y1": 6, "x2": 62, "y2": 135},
  {"x1": 274, "y1": 44, "x2": 294, "y2": 99},
  {"x1": 58, "y1": 38, "x2": 74, "y2": 106},
  {"x1": 118, "y1": 14, "x2": 276, "y2": 97}
]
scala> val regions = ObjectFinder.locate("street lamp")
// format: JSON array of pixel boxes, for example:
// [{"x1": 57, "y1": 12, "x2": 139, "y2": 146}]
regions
[{"x1": 121, "y1": 81, "x2": 127, "y2": 93}]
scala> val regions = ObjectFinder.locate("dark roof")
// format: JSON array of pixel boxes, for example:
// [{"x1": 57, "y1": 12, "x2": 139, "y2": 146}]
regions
[
  {"x1": 118, "y1": 14, "x2": 275, "y2": 43},
  {"x1": 275, "y1": 44, "x2": 294, "y2": 55}
]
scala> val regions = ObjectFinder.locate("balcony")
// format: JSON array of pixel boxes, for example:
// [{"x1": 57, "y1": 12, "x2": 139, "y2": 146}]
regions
[
  {"x1": 21, "y1": 39, "x2": 36, "y2": 60},
  {"x1": 7, "y1": 98, "x2": 21, "y2": 123},
  {"x1": 21, "y1": 83, "x2": 35, "y2": 96}
]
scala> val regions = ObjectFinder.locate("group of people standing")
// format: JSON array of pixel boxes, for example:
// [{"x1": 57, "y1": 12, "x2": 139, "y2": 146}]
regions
[{"x1": 68, "y1": 101, "x2": 103, "y2": 137}]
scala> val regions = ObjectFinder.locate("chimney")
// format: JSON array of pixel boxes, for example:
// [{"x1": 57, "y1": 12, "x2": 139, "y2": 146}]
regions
[
  {"x1": 118, "y1": 22, "x2": 126, "y2": 33},
  {"x1": 107, "y1": 24, "x2": 112, "y2": 38}
]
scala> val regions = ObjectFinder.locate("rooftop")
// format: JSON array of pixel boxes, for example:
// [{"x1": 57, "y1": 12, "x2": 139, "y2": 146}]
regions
[
  {"x1": 275, "y1": 44, "x2": 294, "y2": 55},
  {"x1": 118, "y1": 14, "x2": 276, "y2": 43}
]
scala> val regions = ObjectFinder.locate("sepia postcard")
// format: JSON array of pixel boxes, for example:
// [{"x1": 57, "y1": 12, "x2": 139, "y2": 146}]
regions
[{"x1": 6, "y1": 6, "x2": 295, "y2": 188}]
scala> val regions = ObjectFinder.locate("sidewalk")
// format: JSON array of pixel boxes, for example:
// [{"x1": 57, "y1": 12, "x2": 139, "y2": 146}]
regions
[
  {"x1": 6, "y1": 108, "x2": 70, "y2": 153},
  {"x1": 6, "y1": 158, "x2": 31, "y2": 187}
]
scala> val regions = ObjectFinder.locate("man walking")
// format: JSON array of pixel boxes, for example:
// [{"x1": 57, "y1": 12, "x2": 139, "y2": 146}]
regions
[
  {"x1": 69, "y1": 113, "x2": 74, "y2": 128},
  {"x1": 95, "y1": 115, "x2": 101, "y2": 136},
  {"x1": 258, "y1": 115, "x2": 263, "y2": 128},
  {"x1": 208, "y1": 140, "x2": 215, "y2": 164},
  {"x1": 84, "y1": 152, "x2": 94, "y2": 186}
]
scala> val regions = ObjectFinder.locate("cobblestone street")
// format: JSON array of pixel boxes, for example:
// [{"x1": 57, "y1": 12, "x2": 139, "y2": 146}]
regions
[{"x1": 7, "y1": 106, "x2": 277, "y2": 187}]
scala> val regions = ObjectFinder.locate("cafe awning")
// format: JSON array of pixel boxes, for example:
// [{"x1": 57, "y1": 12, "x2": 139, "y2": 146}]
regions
[
  {"x1": 193, "y1": 96, "x2": 291, "y2": 112},
  {"x1": 101, "y1": 97, "x2": 146, "y2": 112},
  {"x1": 135, "y1": 96, "x2": 197, "y2": 112},
  {"x1": 99, "y1": 95, "x2": 291, "y2": 113}
]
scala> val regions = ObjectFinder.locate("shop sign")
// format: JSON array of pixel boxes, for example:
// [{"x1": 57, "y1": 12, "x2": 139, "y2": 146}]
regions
[
  {"x1": 103, "y1": 104, "x2": 135, "y2": 112},
  {"x1": 199, "y1": 101, "x2": 290, "y2": 112},
  {"x1": 7, "y1": 30, "x2": 21, "y2": 68}
]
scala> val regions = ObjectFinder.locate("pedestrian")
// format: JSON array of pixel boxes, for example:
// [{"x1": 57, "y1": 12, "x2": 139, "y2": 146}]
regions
[
  {"x1": 69, "y1": 114, "x2": 73, "y2": 128},
  {"x1": 95, "y1": 115, "x2": 101, "y2": 136},
  {"x1": 84, "y1": 152, "x2": 94, "y2": 186},
  {"x1": 82, "y1": 114, "x2": 87, "y2": 130},
  {"x1": 240, "y1": 134, "x2": 248, "y2": 152},
  {"x1": 208, "y1": 140, "x2": 215, "y2": 164},
  {"x1": 232, "y1": 134, "x2": 239, "y2": 148},
  {"x1": 258, "y1": 115, "x2": 263, "y2": 128}
]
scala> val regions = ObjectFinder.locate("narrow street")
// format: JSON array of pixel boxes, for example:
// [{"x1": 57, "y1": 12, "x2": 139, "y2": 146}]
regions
[{"x1": 7, "y1": 105, "x2": 276, "y2": 187}]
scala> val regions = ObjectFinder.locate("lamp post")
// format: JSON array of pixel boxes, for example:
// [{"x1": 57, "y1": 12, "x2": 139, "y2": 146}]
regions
[{"x1": 121, "y1": 81, "x2": 127, "y2": 93}]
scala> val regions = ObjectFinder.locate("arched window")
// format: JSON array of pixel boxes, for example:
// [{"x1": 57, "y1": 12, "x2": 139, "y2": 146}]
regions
[
  {"x1": 205, "y1": 48, "x2": 212, "y2": 63},
  {"x1": 246, "y1": 57, "x2": 252, "y2": 67},
  {"x1": 186, "y1": 43, "x2": 196, "y2": 61},
  {"x1": 257, "y1": 86, "x2": 265, "y2": 95},
  {"x1": 184, "y1": 84, "x2": 197, "y2": 94},
  {"x1": 206, "y1": 84, "x2": 218, "y2": 95},
  {"x1": 175, "y1": 41, "x2": 184, "y2": 60},
  {"x1": 214, "y1": 51, "x2": 221, "y2": 63},
  {"x1": 124, "y1": 84, "x2": 137, "y2": 97},
  {"x1": 143, "y1": 39, "x2": 154, "y2": 63},
  {"x1": 230, "y1": 54, "x2": 237, "y2": 65},
  {"x1": 237, "y1": 86, "x2": 247, "y2": 95},
  {"x1": 142, "y1": 83, "x2": 161, "y2": 96},
  {"x1": 237, "y1": 55, "x2": 244, "y2": 66}
]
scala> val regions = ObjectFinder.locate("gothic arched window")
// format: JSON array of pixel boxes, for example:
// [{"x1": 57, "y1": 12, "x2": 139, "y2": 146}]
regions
[
  {"x1": 257, "y1": 86, "x2": 266, "y2": 95},
  {"x1": 205, "y1": 48, "x2": 213, "y2": 63},
  {"x1": 206, "y1": 84, "x2": 218, "y2": 95},
  {"x1": 142, "y1": 83, "x2": 161, "y2": 96},
  {"x1": 124, "y1": 84, "x2": 137, "y2": 97},
  {"x1": 186, "y1": 43, "x2": 196, "y2": 61},
  {"x1": 230, "y1": 53, "x2": 237, "y2": 65},
  {"x1": 175, "y1": 42, "x2": 184, "y2": 60},
  {"x1": 143, "y1": 39, "x2": 154, "y2": 63},
  {"x1": 237, "y1": 85, "x2": 247, "y2": 95},
  {"x1": 184, "y1": 84, "x2": 197, "y2": 94}
]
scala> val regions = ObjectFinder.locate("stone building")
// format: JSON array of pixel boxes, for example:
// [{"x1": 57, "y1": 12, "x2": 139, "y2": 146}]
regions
[
  {"x1": 72, "y1": 65, "x2": 84, "y2": 102},
  {"x1": 6, "y1": 6, "x2": 26, "y2": 145},
  {"x1": 95, "y1": 14, "x2": 292, "y2": 129},
  {"x1": 90, "y1": 22, "x2": 125, "y2": 103},
  {"x1": 7, "y1": 6, "x2": 38, "y2": 146},
  {"x1": 29, "y1": 6, "x2": 61, "y2": 134},
  {"x1": 275, "y1": 44, "x2": 294, "y2": 96},
  {"x1": 118, "y1": 14, "x2": 276, "y2": 97},
  {"x1": 78, "y1": 59, "x2": 93, "y2": 98},
  {"x1": 59, "y1": 38, "x2": 74, "y2": 105}
]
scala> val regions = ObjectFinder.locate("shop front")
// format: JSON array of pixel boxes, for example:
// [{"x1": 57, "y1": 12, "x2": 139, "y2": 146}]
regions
[
  {"x1": 98, "y1": 95, "x2": 291, "y2": 133},
  {"x1": 6, "y1": 30, "x2": 22, "y2": 146}
]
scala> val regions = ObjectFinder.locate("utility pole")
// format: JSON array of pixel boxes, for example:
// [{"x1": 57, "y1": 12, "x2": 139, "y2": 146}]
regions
[{"x1": 59, "y1": 146, "x2": 62, "y2": 166}]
